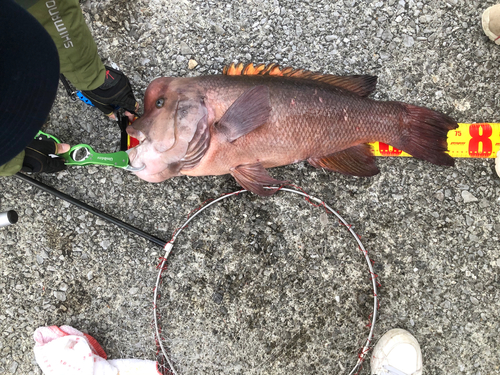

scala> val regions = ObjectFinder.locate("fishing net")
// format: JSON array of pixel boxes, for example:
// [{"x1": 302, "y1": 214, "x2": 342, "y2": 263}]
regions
[{"x1": 154, "y1": 187, "x2": 379, "y2": 375}]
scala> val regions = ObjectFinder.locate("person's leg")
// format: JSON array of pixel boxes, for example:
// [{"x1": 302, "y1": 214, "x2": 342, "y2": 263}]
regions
[{"x1": 371, "y1": 329, "x2": 422, "y2": 375}]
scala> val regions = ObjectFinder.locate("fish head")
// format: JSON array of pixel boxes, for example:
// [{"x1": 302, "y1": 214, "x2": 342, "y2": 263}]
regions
[{"x1": 127, "y1": 77, "x2": 208, "y2": 182}]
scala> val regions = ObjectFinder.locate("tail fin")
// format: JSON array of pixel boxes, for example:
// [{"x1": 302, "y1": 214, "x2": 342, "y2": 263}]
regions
[{"x1": 392, "y1": 104, "x2": 458, "y2": 166}]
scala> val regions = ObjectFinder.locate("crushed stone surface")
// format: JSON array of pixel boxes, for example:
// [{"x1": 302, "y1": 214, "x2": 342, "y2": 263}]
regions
[{"x1": 1, "y1": 0, "x2": 500, "y2": 374}]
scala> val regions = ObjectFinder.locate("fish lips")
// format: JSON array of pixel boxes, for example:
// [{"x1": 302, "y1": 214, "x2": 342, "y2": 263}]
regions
[
  {"x1": 126, "y1": 97, "x2": 209, "y2": 182},
  {"x1": 126, "y1": 144, "x2": 175, "y2": 182}
]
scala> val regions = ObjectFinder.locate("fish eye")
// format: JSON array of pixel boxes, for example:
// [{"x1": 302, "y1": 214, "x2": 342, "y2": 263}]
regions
[{"x1": 155, "y1": 98, "x2": 165, "y2": 108}]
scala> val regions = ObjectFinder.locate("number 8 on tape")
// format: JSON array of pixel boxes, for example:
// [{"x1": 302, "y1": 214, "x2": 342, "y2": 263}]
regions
[{"x1": 370, "y1": 123, "x2": 500, "y2": 158}]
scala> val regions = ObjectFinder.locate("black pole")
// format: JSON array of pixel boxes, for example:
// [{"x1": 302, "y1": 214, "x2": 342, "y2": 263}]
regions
[{"x1": 15, "y1": 172, "x2": 167, "y2": 248}]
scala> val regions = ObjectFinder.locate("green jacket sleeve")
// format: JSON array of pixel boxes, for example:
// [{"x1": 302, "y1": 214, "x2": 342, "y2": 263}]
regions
[
  {"x1": 0, "y1": 152, "x2": 25, "y2": 177},
  {"x1": 2, "y1": 1, "x2": 105, "y2": 174},
  {"x1": 16, "y1": 0, "x2": 105, "y2": 91}
]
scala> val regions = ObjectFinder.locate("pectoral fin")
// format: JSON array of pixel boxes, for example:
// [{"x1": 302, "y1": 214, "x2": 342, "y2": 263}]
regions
[
  {"x1": 308, "y1": 144, "x2": 379, "y2": 176},
  {"x1": 230, "y1": 162, "x2": 285, "y2": 196},
  {"x1": 216, "y1": 85, "x2": 271, "y2": 142}
]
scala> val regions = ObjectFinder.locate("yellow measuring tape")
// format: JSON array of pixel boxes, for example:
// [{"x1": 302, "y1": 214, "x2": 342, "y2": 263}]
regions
[{"x1": 370, "y1": 123, "x2": 500, "y2": 158}]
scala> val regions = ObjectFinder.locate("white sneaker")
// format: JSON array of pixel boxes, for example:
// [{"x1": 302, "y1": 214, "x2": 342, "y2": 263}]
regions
[
  {"x1": 482, "y1": 4, "x2": 500, "y2": 45},
  {"x1": 370, "y1": 329, "x2": 422, "y2": 375}
]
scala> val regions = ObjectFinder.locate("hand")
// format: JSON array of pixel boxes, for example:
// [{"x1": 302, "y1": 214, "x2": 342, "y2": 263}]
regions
[
  {"x1": 21, "y1": 140, "x2": 70, "y2": 173},
  {"x1": 81, "y1": 66, "x2": 139, "y2": 121}
]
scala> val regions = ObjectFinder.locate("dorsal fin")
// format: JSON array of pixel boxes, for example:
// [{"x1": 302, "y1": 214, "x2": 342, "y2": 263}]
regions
[{"x1": 223, "y1": 62, "x2": 378, "y2": 97}]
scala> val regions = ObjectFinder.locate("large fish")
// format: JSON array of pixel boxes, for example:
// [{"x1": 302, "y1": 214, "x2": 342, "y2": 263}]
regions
[{"x1": 126, "y1": 63, "x2": 458, "y2": 196}]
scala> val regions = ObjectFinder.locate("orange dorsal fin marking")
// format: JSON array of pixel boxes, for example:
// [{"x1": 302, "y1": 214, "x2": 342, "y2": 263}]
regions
[
  {"x1": 260, "y1": 63, "x2": 283, "y2": 76},
  {"x1": 222, "y1": 63, "x2": 378, "y2": 97},
  {"x1": 223, "y1": 62, "x2": 244, "y2": 75},
  {"x1": 244, "y1": 63, "x2": 266, "y2": 75},
  {"x1": 268, "y1": 65, "x2": 283, "y2": 76},
  {"x1": 233, "y1": 62, "x2": 244, "y2": 75},
  {"x1": 280, "y1": 67, "x2": 295, "y2": 75}
]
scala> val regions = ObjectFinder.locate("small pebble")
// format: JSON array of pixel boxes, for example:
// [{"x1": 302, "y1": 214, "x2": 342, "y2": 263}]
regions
[
  {"x1": 403, "y1": 35, "x2": 414, "y2": 47},
  {"x1": 54, "y1": 291, "x2": 66, "y2": 302},
  {"x1": 461, "y1": 191, "x2": 478, "y2": 203},
  {"x1": 111, "y1": 175, "x2": 123, "y2": 185},
  {"x1": 180, "y1": 41, "x2": 193, "y2": 55},
  {"x1": 214, "y1": 25, "x2": 225, "y2": 35},
  {"x1": 100, "y1": 240, "x2": 111, "y2": 250},
  {"x1": 435, "y1": 191, "x2": 444, "y2": 201},
  {"x1": 212, "y1": 292, "x2": 223, "y2": 304},
  {"x1": 319, "y1": 213, "x2": 329, "y2": 226},
  {"x1": 8, "y1": 361, "x2": 18, "y2": 374},
  {"x1": 479, "y1": 199, "x2": 489, "y2": 208},
  {"x1": 188, "y1": 59, "x2": 198, "y2": 70}
]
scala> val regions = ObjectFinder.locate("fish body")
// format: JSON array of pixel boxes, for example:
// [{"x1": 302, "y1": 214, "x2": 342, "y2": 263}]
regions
[{"x1": 127, "y1": 63, "x2": 458, "y2": 195}]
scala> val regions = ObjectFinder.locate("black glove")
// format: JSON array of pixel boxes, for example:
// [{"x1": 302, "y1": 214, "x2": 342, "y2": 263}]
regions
[
  {"x1": 81, "y1": 66, "x2": 138, "y2": 117},
  {"x1": 21, "y1": 140, "x2": 66, "y2": 173}
]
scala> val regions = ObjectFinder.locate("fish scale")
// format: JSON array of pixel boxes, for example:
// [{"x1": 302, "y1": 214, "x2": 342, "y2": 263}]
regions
[{"x1": 196, "y1": 75, "x2": 408, "y2": 167}]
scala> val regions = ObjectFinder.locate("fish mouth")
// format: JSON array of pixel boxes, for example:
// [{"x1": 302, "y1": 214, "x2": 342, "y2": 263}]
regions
[
  {"x1": 125, "y1": 148, "x2": 146, "y2": 172},
  {"x1": 124, "y1": 125, "x2": 147, "y2": 172}
]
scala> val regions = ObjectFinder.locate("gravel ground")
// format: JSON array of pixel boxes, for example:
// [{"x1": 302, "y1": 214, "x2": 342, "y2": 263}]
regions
[{"x1": 1, "y1": 0, "x2": 500, "y2": 374}]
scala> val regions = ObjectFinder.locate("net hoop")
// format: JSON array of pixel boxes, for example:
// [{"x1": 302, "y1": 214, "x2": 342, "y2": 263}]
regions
[{"x1": 153, "y1": 187, "x2": 379, "y2": 375}]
